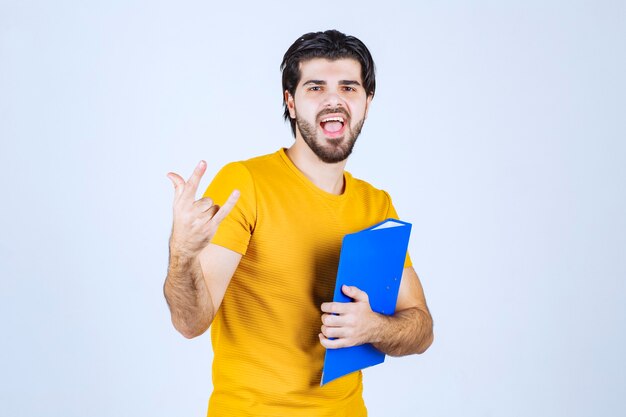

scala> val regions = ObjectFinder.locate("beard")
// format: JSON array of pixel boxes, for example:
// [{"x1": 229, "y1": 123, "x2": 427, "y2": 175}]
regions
[{"x1": 295, "y1": 110, "x2": 365, "y2": 164}]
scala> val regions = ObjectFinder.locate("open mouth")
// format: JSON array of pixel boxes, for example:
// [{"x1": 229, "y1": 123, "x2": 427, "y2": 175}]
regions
[{"x1": 320, "y1": 115, "x2": 346, "y2": 138}]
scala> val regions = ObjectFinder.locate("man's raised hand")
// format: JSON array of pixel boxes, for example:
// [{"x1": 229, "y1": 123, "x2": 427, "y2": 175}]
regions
[{"x1": 167, "y1": 161, "x2": 239, "y2": 258}]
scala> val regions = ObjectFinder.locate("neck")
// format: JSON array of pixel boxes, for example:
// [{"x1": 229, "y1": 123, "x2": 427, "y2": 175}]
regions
[{"x1": 285, "y1": 138, "x2": 347, "y2": 195}]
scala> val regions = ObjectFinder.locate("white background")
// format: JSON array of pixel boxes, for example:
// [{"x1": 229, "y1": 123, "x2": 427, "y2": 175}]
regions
[{"x1": 1, "y1": 1, "x2": 625, "y2": 416}]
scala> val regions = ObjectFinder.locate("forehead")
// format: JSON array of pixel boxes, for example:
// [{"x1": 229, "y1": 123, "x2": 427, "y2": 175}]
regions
[{"x1": 297, "y1": 58, "x2": 363, "y2": 84}]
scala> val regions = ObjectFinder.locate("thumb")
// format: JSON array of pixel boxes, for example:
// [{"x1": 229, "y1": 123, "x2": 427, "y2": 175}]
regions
[
  {"x1": 167, "y1": 172, "x2": 185, "y2": 198},
  {"x1": 342, "y1": 285, "x2": 369, "y2": 303}
]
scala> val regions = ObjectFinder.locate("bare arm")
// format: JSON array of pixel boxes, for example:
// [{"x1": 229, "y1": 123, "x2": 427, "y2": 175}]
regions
[
  {"x1": 163, "y1": 161, "x2": 241, "y2": 339},
  {"x1": 164, "y1": 244, "x2": 242, "y2": 338},
  {"x1": 320, "y1": 266, "x2": 434, "y2": 356},
  {"x1": 164, "y1": 250, "x2": 211, "y2": 338},
  {"x1": 369, "y1": 266, "x2": 433, "y2": 355}
]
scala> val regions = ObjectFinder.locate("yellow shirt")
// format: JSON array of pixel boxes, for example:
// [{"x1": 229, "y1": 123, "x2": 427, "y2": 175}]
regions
[{"x1": 203, "y1": 149, "x2": 411, "y2": 417}]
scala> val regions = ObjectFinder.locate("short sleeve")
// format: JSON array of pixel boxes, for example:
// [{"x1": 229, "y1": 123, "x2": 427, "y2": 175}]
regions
[
  {"x1": 203, "y1": 162, "x2": 256, "y2": 255},
  {"x1": 384, "y1": 192, "x2": 413, "y2": 269}
]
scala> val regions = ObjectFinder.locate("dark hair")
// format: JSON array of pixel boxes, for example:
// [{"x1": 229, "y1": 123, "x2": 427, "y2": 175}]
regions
[{"x1": 280, "y1": 29, "x2": 376, "y2": 137}]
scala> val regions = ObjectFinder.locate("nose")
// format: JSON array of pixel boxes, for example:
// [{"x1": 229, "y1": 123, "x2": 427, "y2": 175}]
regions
[{"x1": 322, "y1": 91, "x2": 344, "y2": 109}]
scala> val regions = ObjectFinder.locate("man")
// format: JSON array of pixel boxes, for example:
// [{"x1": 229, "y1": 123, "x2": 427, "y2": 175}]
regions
[{"x1": 164, "y1": 29, "x2": 433, "y2": 417}]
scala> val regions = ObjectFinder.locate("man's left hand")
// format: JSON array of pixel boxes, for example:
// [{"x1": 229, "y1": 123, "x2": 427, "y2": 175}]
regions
[{"x1": 319, "y1": 285, "x2": 382, "y2": 349}]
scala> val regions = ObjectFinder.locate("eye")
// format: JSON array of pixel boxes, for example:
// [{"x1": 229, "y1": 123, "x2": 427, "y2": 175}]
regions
[
  {"x1": 308, "y1": 86, "x2": 322, "y2": 91},
  {"x1": 342, "y1": 86, "x2": 356, "y2": 92}
]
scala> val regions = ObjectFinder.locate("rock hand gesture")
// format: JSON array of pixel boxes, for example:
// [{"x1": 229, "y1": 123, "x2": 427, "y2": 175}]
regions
[
  {"x1": 167, "y1": 160, "x2": 240, "y2": 257},
  {"x1": 164, "y1": 161, "x2": 241, "y2": 339}
]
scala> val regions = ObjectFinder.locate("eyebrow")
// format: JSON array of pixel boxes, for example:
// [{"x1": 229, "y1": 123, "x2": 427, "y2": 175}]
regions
[{"x1": 302, "y1": 80, "x2": 362, "y2": 86}]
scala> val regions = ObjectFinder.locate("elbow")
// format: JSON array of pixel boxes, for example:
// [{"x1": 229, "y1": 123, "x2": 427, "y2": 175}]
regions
[
  {"x1": 173, "y1": 319, "x2": 210, "y2": 339},
  {"x1": 415, "y1": 330, "x2": 434, "y2": 354},
  {"x1": 414, "y1": 312, "x2": 434, "y2": 354},
  {"x1": 168, "y1": 308, "x2": 213, "y2": 339},
  {"x1": 179, "y1": 328, "x2": 203, "y2": 339},
  {"x1": 163, "y1": 283, "x2": 213, "y2": 339}
]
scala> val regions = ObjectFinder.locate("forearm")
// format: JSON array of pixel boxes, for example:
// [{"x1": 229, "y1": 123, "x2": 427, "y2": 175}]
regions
[
  {"x1": 371, "y1": 307, "x2": 433, "y2": 356},
  {"x1": 163, "y1": 248, "x2": 214, "y2": 338}
]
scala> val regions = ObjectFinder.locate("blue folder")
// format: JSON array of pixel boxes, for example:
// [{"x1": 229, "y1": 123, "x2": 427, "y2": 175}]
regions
[{"x1": 321, "y1": 218, "x2": 412, "y2": 385}]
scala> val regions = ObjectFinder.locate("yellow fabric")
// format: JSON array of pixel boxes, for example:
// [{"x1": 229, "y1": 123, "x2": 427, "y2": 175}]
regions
[{"x1": 203, "y1": 149, "x2": 412, "y2": 417}]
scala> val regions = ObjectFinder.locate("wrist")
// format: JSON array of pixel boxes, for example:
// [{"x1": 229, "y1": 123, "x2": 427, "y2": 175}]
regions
[
  {"x1": 366, "y1": 311, "x2": 388, "y2": 344},
  {"x1": 168, "y1": 241, "x2": 198, "y2": 264}
]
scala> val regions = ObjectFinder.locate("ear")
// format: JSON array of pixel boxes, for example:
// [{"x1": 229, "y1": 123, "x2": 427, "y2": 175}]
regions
[
  {"x1": 364, "y1": 94, "x2": 373, "y2": 120},
  {"x1": 284, "y1": 90, "x2": 296, "y2": 119}
]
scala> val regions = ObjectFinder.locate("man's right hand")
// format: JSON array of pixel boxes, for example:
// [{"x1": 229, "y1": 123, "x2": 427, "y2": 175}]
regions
[{"x1": 167, "y1": 161, "x2": 240, "y2": 258}]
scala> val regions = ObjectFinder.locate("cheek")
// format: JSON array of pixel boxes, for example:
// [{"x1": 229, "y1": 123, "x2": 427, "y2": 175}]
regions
[
  {"x1": 348, "y1": 96, "x2": 367, "y2": 113},
  {"x1": 348, "y1": 102, "x2": 367, "y2": 122},
  {"x1": 297, "y1": 102, "x2": 319, "y2": 119}
]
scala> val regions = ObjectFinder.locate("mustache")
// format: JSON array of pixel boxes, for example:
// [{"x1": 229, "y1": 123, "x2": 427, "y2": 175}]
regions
[{"x1": 317, "y1": 107, "x2": 350, "y2": 120}]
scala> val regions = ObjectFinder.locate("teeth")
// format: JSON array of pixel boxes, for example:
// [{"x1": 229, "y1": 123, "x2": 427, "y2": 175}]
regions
[{"x1": 321, "y1": 117, "x2": 344, "y2": 123}]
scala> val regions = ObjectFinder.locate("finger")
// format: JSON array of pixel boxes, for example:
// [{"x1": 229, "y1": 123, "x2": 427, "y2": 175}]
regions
[
  {"x1": 321, "y1": 313, "x2": 341, "y2": 327},
  {"x1": 166, "y1": 172, "x2": 185, "y2": 199},
  {"x1": 342, "y1": 285, "x2": 369, "y2": 303},
  {"x1": 194, "y1": 206, "x2": 220, "y2": 227},
  {"x1": 202, "y1": 205, "x2": 220, "y2": 219},
  {"x1": 319, "y1": 333, "x2": 346, "y2": 349},
  {"x1": 193, "y1": 197, "x2": 214, "y2": 212},
  {"x1": 321, "y1": 325, "x2": 346, "y2": 339},
  {"x1": 321, "y1": 302, "x2": 348, "y2": 314},
  {"x1": 210, "y1": 190, "x2": 240, "y2": 225},
  {"x1": 184, "y1": 160, "x2": 207, "y2": 198}
]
